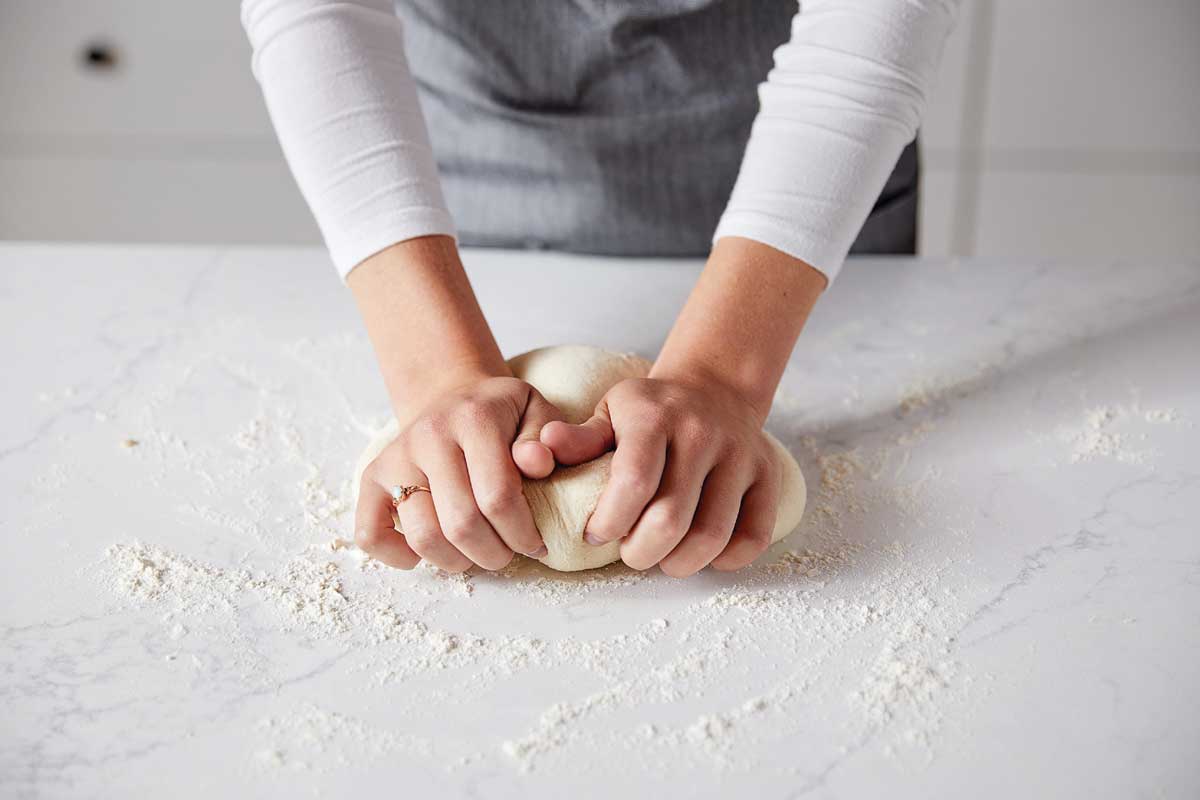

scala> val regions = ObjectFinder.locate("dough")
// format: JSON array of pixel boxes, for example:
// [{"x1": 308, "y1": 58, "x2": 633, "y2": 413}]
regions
[{"x1": 354, "y1": 345, "x2": 807, "y2": 571}]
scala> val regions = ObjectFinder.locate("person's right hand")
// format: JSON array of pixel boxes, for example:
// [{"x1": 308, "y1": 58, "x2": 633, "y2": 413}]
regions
[{"x1": 355, "y1": 375, "x2": 565, "y2": 572}]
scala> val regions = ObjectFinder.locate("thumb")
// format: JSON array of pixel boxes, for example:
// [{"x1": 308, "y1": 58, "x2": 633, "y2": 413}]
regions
[
  {"x1": 539, "y1": 401, "x2": 615, "y2": 467},
  {"x1": 511, "y1": 387, "x2": 566, "y2": 479}
]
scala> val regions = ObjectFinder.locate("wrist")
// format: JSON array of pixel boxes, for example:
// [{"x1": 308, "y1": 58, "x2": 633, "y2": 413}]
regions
[
  {"x1": 653, "y1": 236, "x2": 827, "y2": 423},
  {"x1": 388, "y1": 360, "x2": 510, "y2": 420},
  {"x1": 649, "y1": 359, "x2": 770, "y2": 425},
  {"x1": 348, "y1": 236, "x2": 511, "y2": 415}
]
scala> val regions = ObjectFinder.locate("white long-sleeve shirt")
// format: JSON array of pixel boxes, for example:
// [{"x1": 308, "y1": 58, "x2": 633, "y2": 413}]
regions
[{"x1": 242, "y1": 0, "x2": 958, "y2": 283}]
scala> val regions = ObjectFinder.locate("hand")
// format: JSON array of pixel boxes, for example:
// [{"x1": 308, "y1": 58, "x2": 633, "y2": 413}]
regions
[
  {"x1": 540, "y1": 370, "x2": 783, "y2": 577},
  {"x1": 355, "y1": 374, "x2": 565, "y2": 572}
]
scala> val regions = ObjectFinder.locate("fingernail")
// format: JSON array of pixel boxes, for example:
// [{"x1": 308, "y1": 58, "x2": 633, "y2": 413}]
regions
[
  {"x1": 526, "y1": 545, "x2": 548, "y2": 558},
  {"x1": 584, "y1": 532, "x2": 604, "y2": 546}
]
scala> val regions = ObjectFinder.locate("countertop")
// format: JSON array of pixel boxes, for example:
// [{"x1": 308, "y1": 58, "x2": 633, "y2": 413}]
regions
[{"x1": 2, "y1": 244, "x2": 1198, "y2": 799}]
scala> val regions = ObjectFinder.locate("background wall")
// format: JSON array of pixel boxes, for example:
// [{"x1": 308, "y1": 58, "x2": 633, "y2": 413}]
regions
[
  {"x1": 2, "y1": 0, "x2": 1198, "y2": 260},
  {"x1": 919, "y1": 0, "x2": 1200, "y2": 260}
]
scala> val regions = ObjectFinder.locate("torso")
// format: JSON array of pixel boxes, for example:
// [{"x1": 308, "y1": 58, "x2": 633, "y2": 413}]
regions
[{"x1": 395, "y1": 0, "x2": 917, "y2": 256}]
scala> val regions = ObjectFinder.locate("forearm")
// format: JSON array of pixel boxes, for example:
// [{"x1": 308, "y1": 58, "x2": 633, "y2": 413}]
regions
[
  {"x1": 348, "y1": 236, "x2": 509, "y2": 416},
  {"x1": 713, "y1": 0, "x2": 958, "y2": 280},
  {"x1": 650, "y1": 236, "x2": 826, "y2": 424},
  {"x1": 242, "y1": 0, "x2": 455, "y2": 279}
]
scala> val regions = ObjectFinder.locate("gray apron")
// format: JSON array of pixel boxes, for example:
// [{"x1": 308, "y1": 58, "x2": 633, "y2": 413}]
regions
[{"x1": 395, "y1": 0, "x2": 918, "y2": 257}]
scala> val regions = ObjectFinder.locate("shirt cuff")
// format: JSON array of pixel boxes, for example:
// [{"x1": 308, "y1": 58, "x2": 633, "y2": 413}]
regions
[
  {"x1": 329, "y1": 206, "x2": 458, "y2": 282},
  {"x1": 712, "y1": 212, "x2": 845, "y2": 285}
]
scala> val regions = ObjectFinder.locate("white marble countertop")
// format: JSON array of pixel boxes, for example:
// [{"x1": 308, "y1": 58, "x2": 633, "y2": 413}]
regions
[{"x1": 2, "y1": 244, "x2": 1198, "y2": 799}]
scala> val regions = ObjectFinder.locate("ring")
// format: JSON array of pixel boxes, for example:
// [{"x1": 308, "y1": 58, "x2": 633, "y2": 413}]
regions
[{"x1": 390, "y1": 484, "x2": 431, "y2": 507}]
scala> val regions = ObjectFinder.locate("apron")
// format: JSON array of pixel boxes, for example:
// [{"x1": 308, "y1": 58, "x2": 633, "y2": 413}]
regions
[{"x1": 394, "y1": 0, "x2": 918, "y2": 257}]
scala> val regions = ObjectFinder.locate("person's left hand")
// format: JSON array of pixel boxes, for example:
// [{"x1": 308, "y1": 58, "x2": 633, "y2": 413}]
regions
[{"x1": 539, "y1": 370, "x2": 783, "y2": 577}]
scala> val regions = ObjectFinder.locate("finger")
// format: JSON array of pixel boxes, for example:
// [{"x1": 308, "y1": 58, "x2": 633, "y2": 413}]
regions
[
  {"x1": 540, "y1": 403, "x2": 615, "y2": 466},
  {"x1": 385, "y1": 465, "x2": 473, "y2": 573},
  {"x1": 463, "y1": 434, "x2": 547, "y2": 558},
  {"x1": 583, "y1": 423, "x2": 666, "y2": 546},
  {"x1": 619, "y1": 441, "x2": 711, "y2": 570},
  {"x1": 424, "y1": 446, "x2": 514, "y2": 571},
  {"x1": 710, "y1": 468, "x2": 781, "y2": 572},
  {"x1": 512, "y1": 387, "x2": 564, "y2": 479},
  {"x1": 354, "y1": 474, "x2": 421, "y2": 570},
  {"x1": 658, "y1": 461, "x2": 749, "y2": 578}
]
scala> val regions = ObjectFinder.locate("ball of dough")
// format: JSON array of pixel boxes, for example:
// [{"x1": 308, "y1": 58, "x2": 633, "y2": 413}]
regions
[{"x1": 354, "y1": 344, "x2": 807, "y2": 572}]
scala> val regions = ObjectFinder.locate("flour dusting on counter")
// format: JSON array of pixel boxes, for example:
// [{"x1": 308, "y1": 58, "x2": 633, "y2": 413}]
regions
[
  {"x1": 66, "y1": 319, "x2": 1186, "y2": 783},
  {"x1": 8, "y1": 249, "x2": 1200, "y2": 799},
  {"x1": 85, "y1": 360, "x2": 997, "y2": 779},
  {"x1": 1057, "y1": 400, "x2": 1184, "y2": 464}
]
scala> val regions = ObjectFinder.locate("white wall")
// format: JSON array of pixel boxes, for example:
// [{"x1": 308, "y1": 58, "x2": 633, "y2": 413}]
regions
[
  {"x1": 2, "y1": 0, "x2": 1199, "y2": 260},
  {"x1": 0, "y1": 1, "x2": 318, "y2": 246},
  {"x1": 920, "y1": 0, "x2": 1200, "y2": 260}
]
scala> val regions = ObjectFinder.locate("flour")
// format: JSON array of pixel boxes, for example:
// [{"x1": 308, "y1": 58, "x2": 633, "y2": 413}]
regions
[
  {"x1": 1143, "y1": 408, "x2": 1178, "y2": 424},
  {"x1": 1060, "y1": 401, "x2": 1182, "y2": 464},
  {"x1": 14, "y1": 248, "x2": 1193, "y2": 799},
  {"x1": 1070, "y1": 406, "x2": 1140, "y2": 463},
  {"x1": 96, "y1": 454, "x2": 966, "y2": 775},
  {"x1": 853, "y1": 642, "x2": 957, "y2": 731},
  {"x1": 494, "y1": 561, "x2": 649, "y2": 606},
  {"x1": 88, "y1": 349, "x2": 1064, "y2": 780},
  {"x1": 104, "y1": 541, "x2": 241, "y2": 614},
  {"x1": 255, "y1": 703, "x2": 433, "y2": 773},
  {"x1": 501, "y1": 689, "x2": 624, "y2": 770}
]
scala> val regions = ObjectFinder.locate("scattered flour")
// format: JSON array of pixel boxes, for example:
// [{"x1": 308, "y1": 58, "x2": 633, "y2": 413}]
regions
[
  {"x1": 255, "y1": 703, "x2": 433, "y2": 773},
  {"x1": 1060, "y1": 401, "x2": 1182, "y2": 464},
  {"x1": 1143, "y1": 408, "x2": 1177, "y2": 424},
  {"x1": 1070, "y1": 406, "x2": 1140, "y2": 463},
  {"x1": 86, "y1": 343, "x2": 1184, "y2": 783},
  {"x1": 93, "y1": 373, "x2": 976, "y2": 779}
]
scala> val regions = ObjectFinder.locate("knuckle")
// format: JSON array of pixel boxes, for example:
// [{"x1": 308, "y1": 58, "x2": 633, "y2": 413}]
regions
[
  {"x1": 476, "y1": 481, "x2": 525, "y2": 517},
  {"x1": 408, "y1": 413, "x2": 449, "y2": 441},
  {"x1": 688, "y1": 524, "x2": 731, "y2": 545},
  {"x1": 759, "y1": 452, "x2": 782, "y2": 485},
  {"x1": 660, "y1": 389, "x2": 691, "y2": 415},
  {"x1": 640, "y1": 504, "x2": 686, "y2": 538},
  {"x1": 608, "y1": 378, "x2": 642, "y2": 402},
  {"x1": 402, "y1": 523, "x2": 441, "y2": 551},
  {"x1": 453, "y1": 399, "x2": 488, "y2": 427},
  {"x1": 355, "y1": 526, "x2": 386, "y2": 552},
  {"x1": 633, "y1": 401, "x2": 669, "y2": 430},
  {"x1": 676, "y1": 412, "x2": 710, "y2": 444},
  {"x1": 612, "y1": 471, "x2": 658, "y2": 501},
  {"x1": 722, "y1": 441, "x2": 752, "y2": 469},
  {"x1": 363, "y1": 457, "x2": 392, "y2": 483},
  {"x1": 741, "y1": 524, "x2": 773, "y2": 549},
  {"x1": 649, "y1": 406, "x2": 676, "y2": 432},
  {"x1": 439, "y1": 512, "x2": 482, "y2": 544},
  {"x1": 453, "y1": 396, "x2": 506, "y2": 430}
]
